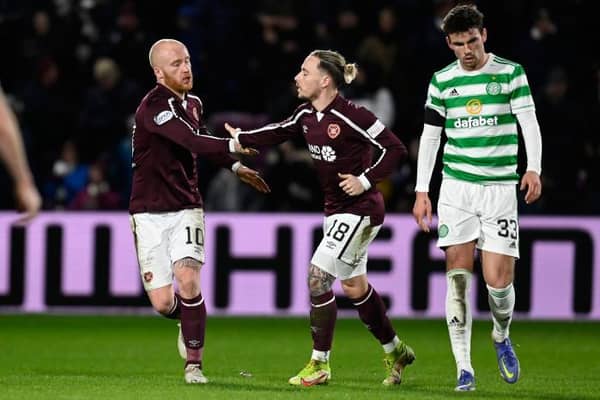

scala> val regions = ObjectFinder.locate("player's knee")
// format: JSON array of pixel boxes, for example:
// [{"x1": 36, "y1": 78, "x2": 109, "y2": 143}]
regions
[
  {"x1": 173, "y1": 257, "x2": 202, "y2": 297},
  {"x1": 177, "y1": 279, "x2": 201, "y2": 299},
  {"x1": 308, "y1": 278, "x2": 332, "y2": 297},
  {"x1": 152, "y1": 298, "x2": 176, "y2": 316},
  {"x1": 307, "y1": 265, "x2": 334, "y2": 296},
  {"x1": 445, "y1": 244, "x2": 476, "y2": 269},
  {"x1": 174, "y1": 257, "x2": 202, "y2": 270},
  {"x1": 340, "y1": 277, "x2": 368, "y2": 299}
]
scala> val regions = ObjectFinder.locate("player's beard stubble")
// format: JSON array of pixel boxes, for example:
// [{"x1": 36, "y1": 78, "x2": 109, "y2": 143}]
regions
[{"x1": 164, "y1": 73, "x2": 193, "y2": 94}]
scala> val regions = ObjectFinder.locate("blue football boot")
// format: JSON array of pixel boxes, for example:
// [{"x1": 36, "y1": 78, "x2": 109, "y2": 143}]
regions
[
  {"x1": 494, "y1": 338, "x2": 520, "y2": 383},
  {"x1": 455, "y1": 369, "x2": 476, "y2": 391}
]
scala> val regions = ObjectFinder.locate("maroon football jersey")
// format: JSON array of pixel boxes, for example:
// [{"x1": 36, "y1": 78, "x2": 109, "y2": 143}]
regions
[
  {"x1": 238, "y1": 94, "x2": 407, "y2": 225},
  {"x1": 129, "y1": 84, "x2": 236, "y2": 213}
]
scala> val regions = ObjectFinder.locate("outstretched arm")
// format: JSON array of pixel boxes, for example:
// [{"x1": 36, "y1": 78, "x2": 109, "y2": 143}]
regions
[
  {"x1": 225, "y1": 107, "x2": 305, "y2": 149},
  {"x1": 142, "y1": 99, "x2": 258, "y2": 156}
]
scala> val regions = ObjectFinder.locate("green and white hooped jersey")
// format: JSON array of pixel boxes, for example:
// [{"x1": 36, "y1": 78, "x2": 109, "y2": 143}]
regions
[{"x1": 426, "y1": 53, "x2": 535, "y2": 184}]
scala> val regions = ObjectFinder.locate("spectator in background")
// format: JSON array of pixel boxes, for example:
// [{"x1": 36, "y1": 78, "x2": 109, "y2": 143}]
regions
[
  {"x1": 357, "y1": 6, "x2": 401, "y2": 85},
  {"x1": 0, "y1": 84, "x2": 41, "y2": 222},
  {"x1": 328, "y1": 7, "x2": 362, "y2": 61},
  {"x1": 106, "y1": 0, "x2": 151, "y2": 85},
  {"x1": 70, "y1": 159, "x2": 120, "y2": 210},
  {"x1": 111, "y1": 115, "x2": 135, "y2": 209},
  {"x1": 534, "y1": 66, "x2": 585, "y2": 214},
  {"x1": 254, "y1": 0, "x2": 311, "y2": 109},
  {"x1": 1, "y1": 1, "x2": 598, "y2": 215},
  {"x1": 21, "y1": 57, "x2": 74, "y2": 175},
  {"x1": 77, "y1": 57, "x2": 141, "y2": 162},
  {"x1": 344, "y1": 60, "x2": 395, "y2": 127},
  {"x1": 21, "y1": 10, "x2": 60, "y2": 75},
  {"x1": 20, "y1": 8, "x2": 81, "y2": 93},
  {"x1": 43, "y1": 140, "x2": 88, "y2": 209},
  {"x1": 516, "y1": 8, "x2": 561, "y2": 93}
]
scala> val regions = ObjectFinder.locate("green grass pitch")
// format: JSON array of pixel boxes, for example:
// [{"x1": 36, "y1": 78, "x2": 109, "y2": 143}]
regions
[{"x1": 1, "y1": 315, "x2": 598, "y2": 399}]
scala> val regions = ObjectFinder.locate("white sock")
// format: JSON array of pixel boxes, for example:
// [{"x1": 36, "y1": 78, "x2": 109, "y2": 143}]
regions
[
  {"x1": 446, "y1": 269, "x2": 474, "y2": 377},
  {"x1": 311, "y1": 349, "x2": 330, "y2": 362},
  {"x1": 487, "y1": 283, "x2": 515, "y2": 342},
  {"x1": 382, "y1": 336, "x2": 400, "y2": 354}
]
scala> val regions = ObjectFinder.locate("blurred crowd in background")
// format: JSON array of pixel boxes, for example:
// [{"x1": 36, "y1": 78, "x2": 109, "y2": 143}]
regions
[{"x1": 0, "y1": 0, "x2": 598, "y2": 215}]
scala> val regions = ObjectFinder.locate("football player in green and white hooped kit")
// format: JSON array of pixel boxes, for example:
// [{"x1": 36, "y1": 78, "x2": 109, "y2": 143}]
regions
[{"x1": 412, "y1": 4, "x2": 542, "y2": 392}]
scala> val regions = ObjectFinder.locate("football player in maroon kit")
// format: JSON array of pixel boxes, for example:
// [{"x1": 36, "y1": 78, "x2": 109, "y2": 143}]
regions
[
  {"x1": 129, "y1": 39, "x2": 269, "y2": 384},
  {"x1": 226, "y1": 49, "x2": 415, "y2": 386}
]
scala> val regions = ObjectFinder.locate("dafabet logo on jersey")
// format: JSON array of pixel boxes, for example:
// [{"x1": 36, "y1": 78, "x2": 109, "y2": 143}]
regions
[
  {"x1": 453, "y1": 115, "x2": 499, "y2": 129},
  {"x1": 452, "y1": 98, "x2": 499, "y2": 128}
]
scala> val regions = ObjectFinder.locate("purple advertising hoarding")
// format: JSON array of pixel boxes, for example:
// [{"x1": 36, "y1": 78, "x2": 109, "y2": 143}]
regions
[{"x1": 0, "y1": 212, "x2": 598, "y2": 319}]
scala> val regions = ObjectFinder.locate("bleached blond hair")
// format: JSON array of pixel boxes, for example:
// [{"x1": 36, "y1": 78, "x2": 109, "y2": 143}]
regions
[{"x1": 309, "y1": 49, "x2": 357, "y2": 87}]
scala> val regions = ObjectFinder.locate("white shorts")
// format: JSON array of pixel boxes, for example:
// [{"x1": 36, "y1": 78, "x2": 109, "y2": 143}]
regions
[
  {"x1": 130, "y1": 208, "x2": 205, "y2": 291},
  {"x1": 437, "y1": 179, "x2": 519, "y2": 258},
  {"x1": 311, "y1": 213, "x2": 381, "y2": 280}
]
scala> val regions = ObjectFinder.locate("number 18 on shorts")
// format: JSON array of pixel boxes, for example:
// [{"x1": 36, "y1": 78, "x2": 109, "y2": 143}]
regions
[{"x1": 310, "y1": 213, "x2": 381, "y2": 280}]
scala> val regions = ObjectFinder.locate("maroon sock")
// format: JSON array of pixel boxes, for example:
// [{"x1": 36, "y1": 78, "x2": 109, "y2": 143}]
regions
[
  {"x1": 310, "y1": 291, "x2": 337, "y2": 351},
  {"x1": 353, "y1": 285, "x2": 395, "y2": 344},
  {"x1": 164, "y1": 293, "x2": 181, "y2": 320},
  {"x1": 180, "y1": 293, "x2": 206, "y2": 366}
]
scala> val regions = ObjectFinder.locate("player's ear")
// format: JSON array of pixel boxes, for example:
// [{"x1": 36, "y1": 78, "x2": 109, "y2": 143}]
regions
[
  {"x1": 445, "y1": 36, "x2": 453, "y2": 50},
  {"x1": 153, "y1": 66, "x2": 163, "y2": 80},
  {"x1": 481, "y1": 27, "x2": 488, "y2": 43}
]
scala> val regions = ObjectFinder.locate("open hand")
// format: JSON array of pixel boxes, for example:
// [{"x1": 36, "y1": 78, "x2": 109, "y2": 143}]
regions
[
  {"x1": 236, "y1": 164, "x2": 271, "y2": 193},
  {"x1": 225, "y1": 123, "x2": 259, "y2": 156},
  {"x1": 232, "y1": 140, "x2": 259, "y2": 156},
  {"x1": 224, "y1": 122, "x2": 241, "y2": 139}
]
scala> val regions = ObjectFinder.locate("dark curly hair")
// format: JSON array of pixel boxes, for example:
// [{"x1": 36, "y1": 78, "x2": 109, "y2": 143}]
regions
[{"x1": 441, "y1": 4, "x2": 484, "y2": 35}]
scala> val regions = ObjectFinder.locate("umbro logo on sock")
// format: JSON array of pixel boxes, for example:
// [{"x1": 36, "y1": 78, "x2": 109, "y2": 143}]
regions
[{"x1": 449, "y1": 88, "x2": 460, "y2": 96}]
